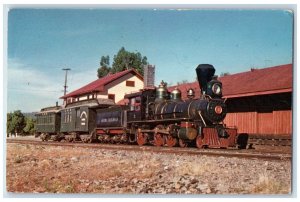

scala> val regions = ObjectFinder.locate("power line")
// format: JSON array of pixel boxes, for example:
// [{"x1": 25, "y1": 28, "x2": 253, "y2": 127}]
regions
[{"x1": 8, "y1": 87, "x2": 61, "y2": 93}]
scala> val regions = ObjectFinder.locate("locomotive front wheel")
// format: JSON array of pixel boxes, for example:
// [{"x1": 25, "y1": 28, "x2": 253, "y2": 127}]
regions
[
  {"x1": 179, "y1": 139, "x2": 188, "y2": 148},
  {"x1": 154, "y1": 133, "x2": 164, "y2": 146},
  {"x1": 137, "y1": 132, "x2": 147, "y2": 146},
  {"x1": 196, "y1": 135, "x2": 204, "y2": 149},
  {"x1": 165, "y1": 135, "x2": 178, "y2": 147}
]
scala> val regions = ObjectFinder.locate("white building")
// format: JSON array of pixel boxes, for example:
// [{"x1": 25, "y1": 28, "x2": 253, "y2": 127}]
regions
[{"x1": 60, "y1": 68, "x2": 144, "y2": 105}]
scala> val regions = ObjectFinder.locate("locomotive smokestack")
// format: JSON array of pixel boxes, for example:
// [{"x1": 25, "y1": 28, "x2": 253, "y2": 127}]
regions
[{"x1": 195, "y1": 64, "x2": 216, "y2": 95}]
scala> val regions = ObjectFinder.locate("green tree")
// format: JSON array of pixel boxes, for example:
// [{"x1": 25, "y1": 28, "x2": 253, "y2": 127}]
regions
[
  {"x1": 111, "y1": 47, "x2": 148, "y2": 75},
  {"x1": 7, "y1": 112, "x2": 13, "y2": 137},
  {"x1": 97, "y1": 66, "x2": 111, "y2": 78},
  {"x1": 7, "y1": 110, "x2": 26, "y2": 136},
  {"x1": 97, "y1": 47, "x2": 148, "y2": 78},
  {"x1": 100, "y1": 55, "x2": 110, "y2": 67},
  {"x1": 23, "y1": 117, "x2": 36, "y2": 135},
  {"x1": 97, "y1": 55, "x2": 111, "y2": 78}
]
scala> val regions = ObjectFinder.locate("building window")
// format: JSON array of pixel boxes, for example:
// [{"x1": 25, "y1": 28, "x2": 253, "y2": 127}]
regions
[
  {"x1": 126, "y1": 80, "x2": 135, "y2": 87},
  {"x1": 108, "y1": 94, "x2": 115, "y2": 102}
]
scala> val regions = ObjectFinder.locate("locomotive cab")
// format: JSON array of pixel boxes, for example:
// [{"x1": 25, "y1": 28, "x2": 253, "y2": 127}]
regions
[{"x1": 125, "y1": 88, "x2": 156, "y2": 122}]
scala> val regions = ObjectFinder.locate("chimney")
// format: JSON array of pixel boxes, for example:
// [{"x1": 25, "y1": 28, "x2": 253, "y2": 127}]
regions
[
  {"x1": 195, "y1": 64, "x2": 216, "y2": 95},
  {"x1": 56, "y1": 101, "x2": 58, "y2": 107},
  {"x1": 143, "y1": 65, "x2": 155, "y2": 88}
]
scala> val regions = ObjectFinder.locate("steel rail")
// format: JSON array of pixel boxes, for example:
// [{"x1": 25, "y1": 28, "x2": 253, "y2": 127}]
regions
[{"x1": 6, "y1": 139, "x2": 291, "y2": 161}]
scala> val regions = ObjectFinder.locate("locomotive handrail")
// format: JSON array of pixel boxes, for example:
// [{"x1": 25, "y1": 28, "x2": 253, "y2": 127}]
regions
[
  {"x1": 204, "y1": 94, "x2": 212, "y2": 100},
  {"x1": 198, "y1": 111, "x2": 207, "y2": 127},
  {"x1": 127, "y1": 117, "x2": 192, "y2": 124}
]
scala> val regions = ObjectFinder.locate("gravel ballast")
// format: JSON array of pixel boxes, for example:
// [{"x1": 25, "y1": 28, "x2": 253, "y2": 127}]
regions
[{"x1": 6, "y1": 143, "x2": 291, "y2": 194}]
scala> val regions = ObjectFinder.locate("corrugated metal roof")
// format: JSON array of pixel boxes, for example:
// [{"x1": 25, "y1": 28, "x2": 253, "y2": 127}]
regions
[
  {"x1": 169, "y1": 64, "x2": 292, "y2": 99},
  {"x1": 61, "y1": 68, "x2": 143, "y2": 99},
  {"x1": 220, "y1": 64, "x2": 292, "y2": 98}
]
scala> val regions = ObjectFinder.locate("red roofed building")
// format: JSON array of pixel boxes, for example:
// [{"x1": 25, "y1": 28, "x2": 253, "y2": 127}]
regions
[
  {"x1": 60, "y1": 68, "x2": 144, "y2": 105},
  {"x1": 169, "y1": 64, "x2": 293, "y2": 136},
  {"x1": 221, "y1": 64, "x2": 292, "y2": 98}
]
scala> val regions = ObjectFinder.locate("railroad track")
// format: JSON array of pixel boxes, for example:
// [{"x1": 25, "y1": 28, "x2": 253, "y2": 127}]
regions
[
  {"x1": 6, "y1": 138, "x2": 291, "y2": 161},
  {"x1": 248, "y1": 134, "x2": 292, "y2": 147}
]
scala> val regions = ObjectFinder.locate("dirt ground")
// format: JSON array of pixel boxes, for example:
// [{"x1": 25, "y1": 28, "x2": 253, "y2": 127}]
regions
[{"x1": 6, "y1": 143, "x2": 291, "y2": 194}]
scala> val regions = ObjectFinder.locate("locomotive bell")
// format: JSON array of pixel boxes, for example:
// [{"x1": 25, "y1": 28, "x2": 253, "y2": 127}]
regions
[
  {"x1": 155, "y1": 80, "x2": 168, "y2": 102},
  {"x1": 171, "y1": 88, "x2": 182, "y2": 101},
  {"x1": 187, "y1": 88, "x2": 195, "y2": 99}
]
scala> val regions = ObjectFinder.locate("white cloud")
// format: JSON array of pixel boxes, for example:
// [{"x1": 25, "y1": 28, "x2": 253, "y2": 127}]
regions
[
  {"x1": 6, "y1": 58, "x2": 98, "y2": 112},
  {"x1": 66, "y1": 68, "x2": 98, "y2": 93},
  {"x1": 8, "y1": 59, "x2": 61, "y2": 96}
]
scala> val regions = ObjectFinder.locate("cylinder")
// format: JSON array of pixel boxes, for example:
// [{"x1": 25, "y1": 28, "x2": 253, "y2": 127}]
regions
[{"x1": 177, "y1": 122, "x2": 198, "y2": 140}]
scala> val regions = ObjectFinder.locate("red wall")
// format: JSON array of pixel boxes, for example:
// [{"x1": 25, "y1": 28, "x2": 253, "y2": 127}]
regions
[{"x1": 224, "y1": 110, "x2": 292, "y2": 135}]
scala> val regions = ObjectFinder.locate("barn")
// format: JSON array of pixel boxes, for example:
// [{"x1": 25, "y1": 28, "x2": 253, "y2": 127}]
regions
[{"x1": 169, "y1": 64, "x2": 292, "y2": 139}]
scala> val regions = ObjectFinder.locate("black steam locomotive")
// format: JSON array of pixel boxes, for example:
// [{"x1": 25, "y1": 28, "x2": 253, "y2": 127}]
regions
[{"x1": 35, "y1": 64, "x2": 237, "y2": 148}]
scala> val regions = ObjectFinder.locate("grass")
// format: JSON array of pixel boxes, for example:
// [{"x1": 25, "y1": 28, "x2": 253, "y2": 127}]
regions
[
  {"x1": 14, "y1": 155, "x2": 23, "y2": 164},
  {"x1": 252, "y1": 172, "x2": 290, "y2": 194},
  {"x1": 64, "y1": 181, "x2": 76, "y2": 193},
  {"x1": 174, "y1": 161, "x2": 214, "y2": 176}
]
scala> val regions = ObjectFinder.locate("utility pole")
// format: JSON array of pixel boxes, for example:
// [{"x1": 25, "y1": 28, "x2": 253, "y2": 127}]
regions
[{"x1": 62, "y1": 68, "x2": 71, "y2": 96}]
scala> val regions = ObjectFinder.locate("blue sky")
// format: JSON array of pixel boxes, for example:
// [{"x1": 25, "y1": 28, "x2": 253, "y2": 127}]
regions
[{"x1": 7, "y1": 8, "x2": 293, "y2": 112}]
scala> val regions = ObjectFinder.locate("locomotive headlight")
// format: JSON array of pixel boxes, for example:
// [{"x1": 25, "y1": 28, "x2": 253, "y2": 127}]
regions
[
  {"x1": 214, "y1": 105, "x2": 223, "y2": 114},
  {"x1": 212, "y1": 83, "x2": 222, "y2": 95}
]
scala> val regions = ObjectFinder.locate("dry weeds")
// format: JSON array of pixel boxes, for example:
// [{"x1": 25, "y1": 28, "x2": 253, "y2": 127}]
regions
[
  {"x1": 6, "y1": 143, "x2": 291, "y2": 194},
  {"x1": 252, "y1": 172, "x2": 289, "y2": 194}
]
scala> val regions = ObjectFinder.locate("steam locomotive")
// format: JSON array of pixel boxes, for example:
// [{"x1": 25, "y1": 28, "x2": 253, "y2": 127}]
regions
[{"x1": 35, "y1": 64, "x2": 237, "y2": 148}]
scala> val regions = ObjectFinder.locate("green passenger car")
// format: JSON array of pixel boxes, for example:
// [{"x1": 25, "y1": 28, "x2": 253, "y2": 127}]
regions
[{"x1": 35, "y1": 106, "x2": 61, "y2": 138}]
